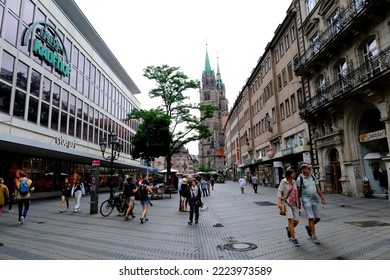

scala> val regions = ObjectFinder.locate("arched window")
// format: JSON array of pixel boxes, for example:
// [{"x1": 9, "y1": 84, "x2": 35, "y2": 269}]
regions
[{"x1": 337, "y1": 59, "x2": 349, "y2": 91}]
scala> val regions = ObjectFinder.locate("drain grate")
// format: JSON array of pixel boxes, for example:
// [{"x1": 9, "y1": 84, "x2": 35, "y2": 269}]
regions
[
  {"x1": 223, "y1": 242, "x2": 257, "y2": 251},
  {"x1": 254, "y1": 201, "x2": 276, "y2": 206},
  {"x1": 345, "y1": 220, "x2": 390, "y2": 227}
]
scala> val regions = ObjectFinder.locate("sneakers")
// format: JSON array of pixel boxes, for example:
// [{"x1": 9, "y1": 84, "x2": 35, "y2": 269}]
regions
[
  {"x1": 140, "y1": 217, "x2": 144, "y2": 224},
  {"x1": 19, "y1": 216, "x2": 24, "y2": 224},
  {"x1": 305, "y1": 225, "x2": 312, "y2": 237},
  {"x1": 312, "y1": 236, "x2": 320, "y2": 244},
  {"x1": 292, "y1": 239, "x2": 300, "y2": 246},
  {"x1": 74, "y1": 209, "x2": 78, "y2": 213},
  {"x1": 195, "y1": 220, "x2": 198, "y2": 224},
  {"x1": 8, "y1": 209, "x2": 13, "y2": 213},
  {"x1": 286, "y1": 226, "x2": 291, "y2": 238},
  {"x1": 188, "y1": 221, "x2": 193, "y2": 225},
  {"x1": 60, "y1": 210, "x2": 64, "y2": 213}
]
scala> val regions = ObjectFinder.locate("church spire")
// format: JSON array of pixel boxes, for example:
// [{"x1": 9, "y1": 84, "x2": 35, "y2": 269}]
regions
[{"x1": 203, "y1": 44, "x2": 214, "y2": 76}]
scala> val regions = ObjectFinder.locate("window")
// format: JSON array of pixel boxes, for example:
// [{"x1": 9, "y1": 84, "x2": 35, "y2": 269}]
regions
[
  {"x1": 284, "y1": 33, "x2": 290, "y2": 50},
  {"x1": 306, "y1": 0, "x2": 316, "y2": 14},
  {"x1": 337, "y1": 59, "x2": 348, "y2": 90},
  {"x1": 0, "y1": 82, "x2": 12, "y2": 114},
  {"x1": 287, "y1": 63, "x2": 293, "y2": 81},
  {"x1": 16, "y1": 60, "x2": 28, "y2": 90},
  {"x1": 5, "y1": 13, "x2": 19, "y2": 46},
  {"x1": 13, "y1": 89, "x2": 26, "y2": 118},
  {"x1": 277, "y1": 74, "x2": 282, "y2": 91},
  {"x1": 275, "y1": 48, "x2": 280, "y2": 63},
  {"x1": 280, "y1": 103, "x2": 285, "y2": 120},
  {"x1": 363, "y1": 38, "x2": 379, "y2": 77},
  {"x1": 279, "y1": 41, "x2": 284, "y2": 56},
  {"x1": 297, "y1": 88, "x2": 304, "y2": 104},
  {"x1": 290, "y1": 23, "x2": 296, "y2": 42},
  {"x1": 282, "y1": 69, "x2": 287, "y2": 86},
  {"x1": 328, "y1": 10, "x2": 341, "y2": 35},
  {"x1": 291, "y1": 94, "x2": 297, "y2": 113},
  {"x1": 311, "y1": 32, "x2": 320, "y2": 54},
  {"x1": 285, "y1": 99, "x2": 291, "y2": 117},
  {"x1": 1, "y1": 51, "x2": 15, "y2": 83}
]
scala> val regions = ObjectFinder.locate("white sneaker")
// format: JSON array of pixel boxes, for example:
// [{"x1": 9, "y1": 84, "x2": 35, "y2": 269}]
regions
[
  {"x1": 8, "y1": 209, "x2": 14, "y2": 213},
  {"x1": 74, "y1": 209, "x2": 78, "y2": 213},
  {"x1": 20, "y1": 216, "x2": 24, "y2": 224}
]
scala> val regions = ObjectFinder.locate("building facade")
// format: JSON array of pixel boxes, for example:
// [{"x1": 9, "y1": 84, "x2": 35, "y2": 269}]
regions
[
  {"x1": 225, "y1": 1, "x2": 310, "y2": 185},
  {"x1": 198, "y1": 46, "x2": 229, "y2": 172},
  {"x1": 295, "y1": 0, "x2": 390, "y2": 198},
  {"x1": 0, "y1": 0, "x2": 143, "y2": 197},
  {"x1": 225, "y1": 0, "x2": 390, "y2": 199}
]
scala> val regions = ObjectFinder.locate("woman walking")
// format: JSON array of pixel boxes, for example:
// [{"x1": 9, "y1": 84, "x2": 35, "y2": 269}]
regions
[
  {"x1": 71, "y1": 179, "x2": 85, "y2": 213},
  {"x1": 277, "y1": 168, "x2": 301, "y2": 246},
  {"x1": 60, "y1": 178, "x2": 71, "y2": 212},
  {"x1": 137, "y1": 179, "x2": 152, "y2": 224},
  {"x1": 188, "y1": 179, "x2": 202, "y2": 225}
]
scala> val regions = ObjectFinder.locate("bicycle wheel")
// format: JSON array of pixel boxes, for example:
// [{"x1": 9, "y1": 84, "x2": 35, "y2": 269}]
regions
[{"x1": 100, "y1": 199, "x2": 114, "y2": 217}]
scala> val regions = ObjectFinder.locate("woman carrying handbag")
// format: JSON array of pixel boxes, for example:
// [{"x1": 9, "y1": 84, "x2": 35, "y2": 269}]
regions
[{"x1": 277, "y1": 168, "x2": 301, "y2": 246}]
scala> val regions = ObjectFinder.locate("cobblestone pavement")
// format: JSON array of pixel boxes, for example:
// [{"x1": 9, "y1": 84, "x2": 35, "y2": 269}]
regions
[{"x1": 1, "y1": 180, "x2": 390, "y2": 260}]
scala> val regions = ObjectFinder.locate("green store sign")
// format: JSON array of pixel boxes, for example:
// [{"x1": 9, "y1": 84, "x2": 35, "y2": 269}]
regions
[{"x1": 23, "y1": 21, "x2": 71, "y2": 77}]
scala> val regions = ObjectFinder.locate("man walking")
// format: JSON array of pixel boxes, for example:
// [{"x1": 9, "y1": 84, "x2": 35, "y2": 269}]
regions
[
  {"x1": 15, "y1": 171, "x2": 34, "y2": 224},
  {"x1": 296, "y1": 163, "x2": 326, "y2": 244},
  {"x1": 251, "y1": 173, "x2": 259, "y2": 193}
]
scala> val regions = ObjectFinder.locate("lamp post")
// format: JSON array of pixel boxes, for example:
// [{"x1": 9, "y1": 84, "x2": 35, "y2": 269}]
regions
[{"x1": 99, "y1": 132, "x2": 123, "y2": 199}]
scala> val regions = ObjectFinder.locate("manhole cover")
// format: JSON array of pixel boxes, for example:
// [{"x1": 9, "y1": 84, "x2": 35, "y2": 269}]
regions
[
  {"x1": 345, "y1": 220, "x2": 390, "y2": 227},
  {"x1": 213, "y1": 223, "x2": 224, "y2": 227},
  {"x1": 254, "y1": 201, "x2": 276, "y2": 206},
  {"x1": 223, "y1": 242, "x2": 257, "y2": 251}
]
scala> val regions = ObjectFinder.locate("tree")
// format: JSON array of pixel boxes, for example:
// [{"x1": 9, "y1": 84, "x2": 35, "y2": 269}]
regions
[{"x1": 128, "y1": 65, "x2": 216, "y2": 183}]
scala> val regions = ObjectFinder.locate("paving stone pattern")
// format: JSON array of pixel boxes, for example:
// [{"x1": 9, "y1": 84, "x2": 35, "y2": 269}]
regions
[{"x1": 0, "y1": 181, "x2": 390, "y2": 260}]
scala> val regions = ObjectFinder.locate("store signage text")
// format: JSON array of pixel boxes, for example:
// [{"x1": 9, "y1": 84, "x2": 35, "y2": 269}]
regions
[
  {"x1": 359, "y1": 129, "x2": 386, "y2": 142},
  {"x1": 23, "y1": 21, "x2": 71, "y2": 77},
  {"x1": 265, "y1": 147, "x2": 275, "y2": 158},
  {"x1": 55, "y1": 136, "x2": 76, "y2": 149}
]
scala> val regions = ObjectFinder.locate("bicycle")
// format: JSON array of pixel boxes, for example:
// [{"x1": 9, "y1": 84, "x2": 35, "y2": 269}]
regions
[{"x1": 100, "y1": 190, "x2": 127, "y2": 217}]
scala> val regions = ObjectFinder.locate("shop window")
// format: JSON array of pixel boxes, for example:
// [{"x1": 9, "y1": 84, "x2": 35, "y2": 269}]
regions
[
  {"x1": 0, "y1": 51, "x2": 15, "y2": 83},
  {"x1": 42, "y1": 77, "x2": 51, "y2": 103}
]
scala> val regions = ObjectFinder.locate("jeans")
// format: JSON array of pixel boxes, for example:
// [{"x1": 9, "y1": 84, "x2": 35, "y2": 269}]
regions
[
  {"x1": 18, "y1": 199, "x2": 30, "y2": 220},
  {"x1": 189, "y1": 204, "x2": 199, "y2": 222}
]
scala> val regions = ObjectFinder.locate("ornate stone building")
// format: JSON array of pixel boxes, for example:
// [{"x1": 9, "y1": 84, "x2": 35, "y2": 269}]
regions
[{"x1": 198, "y1": 46, "x2": 229, "y2": 172}]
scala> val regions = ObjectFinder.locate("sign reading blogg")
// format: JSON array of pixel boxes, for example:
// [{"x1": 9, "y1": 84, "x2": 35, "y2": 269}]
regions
[{"x1": 23, "y1": 21, "x2": 71, "y2": 77}]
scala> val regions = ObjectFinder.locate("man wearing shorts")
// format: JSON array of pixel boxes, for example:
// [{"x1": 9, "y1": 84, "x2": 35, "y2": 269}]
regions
[
  {"x1": 124, "y1": 177, "x2": 137, "y2": 220},
  {"x1": 297, "y1": 163, "x2": 326, "y2": 244}
]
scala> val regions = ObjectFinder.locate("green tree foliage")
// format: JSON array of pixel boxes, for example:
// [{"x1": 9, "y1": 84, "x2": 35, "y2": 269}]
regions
[{"x1": 128, "y1": 65, "x2": 216, "y2": 178}]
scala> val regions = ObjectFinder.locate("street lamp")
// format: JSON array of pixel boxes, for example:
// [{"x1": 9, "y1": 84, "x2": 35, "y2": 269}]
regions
[{"x1": 99, "y1": 132, "x2": 123, "y2": 198}]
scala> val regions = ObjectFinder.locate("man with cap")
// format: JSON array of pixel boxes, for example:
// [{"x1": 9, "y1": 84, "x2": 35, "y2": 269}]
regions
[{"x1": 296, "y1": 163, "x2": 326, "y2": 244}]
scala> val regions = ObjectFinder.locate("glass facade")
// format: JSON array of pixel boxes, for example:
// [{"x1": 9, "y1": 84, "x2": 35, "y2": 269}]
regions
[{"x1": 0, "y1": 0, "x2": 141, "y2": 196}]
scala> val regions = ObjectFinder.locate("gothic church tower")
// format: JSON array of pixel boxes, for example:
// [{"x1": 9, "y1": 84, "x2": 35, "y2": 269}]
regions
[{"x1": 198, "y1": 45, "x2": 229, "y2": 172}]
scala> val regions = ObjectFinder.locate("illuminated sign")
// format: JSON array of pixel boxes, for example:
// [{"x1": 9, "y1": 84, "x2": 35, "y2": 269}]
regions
[{"x1": 23, "y1": 21, "x2": 71, "y2": 77}]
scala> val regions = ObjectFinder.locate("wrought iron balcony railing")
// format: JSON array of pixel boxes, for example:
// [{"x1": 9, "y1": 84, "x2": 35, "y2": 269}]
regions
[
  {"x1": 295, "y1": 0, "x2": 372, "y2": 73},
  {"x1": 299, "y1": 45, "x2": 390, "y2": 117}
]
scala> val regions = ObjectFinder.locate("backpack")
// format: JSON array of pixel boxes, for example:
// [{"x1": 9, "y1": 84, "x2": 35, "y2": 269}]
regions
[
  {"x1": 19, "y1": 179, "x2": 29, "y2": 195},
  {"x1": 298, "y1": 174, "x2": 316, "y2": 189},
  {"x1": 123, "y1": 183, "x2": 131, "y2": 198}
]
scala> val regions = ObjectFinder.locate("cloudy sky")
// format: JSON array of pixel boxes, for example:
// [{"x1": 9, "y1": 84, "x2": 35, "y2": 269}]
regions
[{"x1": 74, "y1": 0, "x2": 293, "y2": 153}]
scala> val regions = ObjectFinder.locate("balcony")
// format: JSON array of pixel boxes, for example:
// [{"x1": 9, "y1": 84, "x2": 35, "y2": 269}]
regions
[
  {"x1": 295, "y1": 0, "x2": 375, "y2": 75},
  {"x1": 299, "y1": 46, "x2": 390, "y2": 118}
]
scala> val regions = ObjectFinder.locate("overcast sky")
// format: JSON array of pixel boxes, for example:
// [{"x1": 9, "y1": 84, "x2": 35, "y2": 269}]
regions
[{"x1": 74, "y1": 0, "x2": 293, "y2": 154}]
